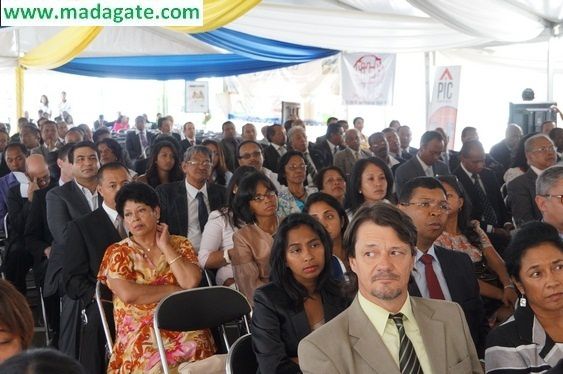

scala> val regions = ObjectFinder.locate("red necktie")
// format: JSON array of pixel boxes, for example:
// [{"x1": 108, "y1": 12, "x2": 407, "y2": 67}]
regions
[{"x1": 420, "y1": 254, "x2": 445, "y2": 299}]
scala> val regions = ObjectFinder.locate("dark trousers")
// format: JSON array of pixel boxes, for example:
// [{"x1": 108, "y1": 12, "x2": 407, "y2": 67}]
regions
[
  {"x1": 59, "y1": 295, "x2": 81, "y2": 358},
  {"x1": 5, "y1": 249, "x2": 33, "y2": 294},
  {"x1": 79, "y1": 301, "x2": 112, "y2": 374}
]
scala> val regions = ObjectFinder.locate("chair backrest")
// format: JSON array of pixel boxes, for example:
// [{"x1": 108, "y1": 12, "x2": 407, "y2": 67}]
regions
[
  {"x1": 155, "y1": 286, "x2": 251, "y2": 332},
  {"x1": 154, "y1": 286, "x2": 252, "y2": 374},
  {"x1": 95, "y1": 280, "x2": 115, "y2": 356},
  {"x1": 225, "y1": 334, "x2": 257, "y2": 374}
]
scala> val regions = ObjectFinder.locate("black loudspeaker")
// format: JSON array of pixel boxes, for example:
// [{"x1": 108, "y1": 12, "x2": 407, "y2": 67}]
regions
[{"x1": 509, "y1": 102, "x2": 557, "y2": 135}]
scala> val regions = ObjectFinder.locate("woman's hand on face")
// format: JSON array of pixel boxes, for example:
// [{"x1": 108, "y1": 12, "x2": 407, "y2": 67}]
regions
[{"x1": 156, "y1": 223, "x2": 172, "y2": 251}]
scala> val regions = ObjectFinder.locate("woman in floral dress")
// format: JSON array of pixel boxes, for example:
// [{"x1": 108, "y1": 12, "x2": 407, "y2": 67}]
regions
[{"x1": 98, "y1": 182, "x2": 215, "y2": 373}]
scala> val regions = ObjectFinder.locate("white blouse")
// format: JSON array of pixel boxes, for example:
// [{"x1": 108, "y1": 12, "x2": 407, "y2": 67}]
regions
[{"x1": 198, "y1": 209, "x2": 235, "y2": 285}]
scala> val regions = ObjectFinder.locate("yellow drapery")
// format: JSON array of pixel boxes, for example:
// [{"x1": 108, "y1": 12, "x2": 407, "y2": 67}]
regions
[
  {"x1": 15, "y1": 65, "x2": 24, "y2": 118},
  {"x1": 166, "y1": 0, "x2": 261, "y2": 33}
]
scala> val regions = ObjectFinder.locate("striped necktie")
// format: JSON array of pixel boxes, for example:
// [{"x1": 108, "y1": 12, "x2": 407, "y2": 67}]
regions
[{"x1": 389, "y1": 313, "x2": 423, "y2": 374}]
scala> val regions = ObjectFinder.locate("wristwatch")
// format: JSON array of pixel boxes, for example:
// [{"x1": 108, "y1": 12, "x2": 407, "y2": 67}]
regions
[{"x1": 223, "y1": 249, "x2": 231, "y2": 264}]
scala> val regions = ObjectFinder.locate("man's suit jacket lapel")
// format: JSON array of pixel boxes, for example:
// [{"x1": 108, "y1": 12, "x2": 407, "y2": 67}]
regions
[
  {"x1": 348, "y1": 297, "x2": 401, "y2": 374},
  {"x1": 68, "y1": 181, "x2": 92, "y2": 215},
  {"x1": 174, "y1": 181, "x2": 188, "y2": 235},
  {"x1": 433, "y1": 246, "x2": 462, "y2": 301},
  {"x1": 411, "y1": 297, "x2": 447, "y2": 374},
  {"x1": 411, "y1": 157, "x2": 426, "y2": 177}
]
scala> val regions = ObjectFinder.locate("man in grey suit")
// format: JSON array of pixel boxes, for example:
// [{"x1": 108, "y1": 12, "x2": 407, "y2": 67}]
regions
[
  {"x1": 46, "y1": 141, "x2": 101, "y2": 358},
  {"x1": 507, "y1": 134, "x2": 557, "y2": 227},
  {"x1": 334, "y1": 129, "x2": 372, "y2": 177},
  {"x1": 298, "y1": 203, "x2": 482, "y2": 374},
  {"x1": 394, "y1": 130, "x2": 450, "y2": 196}
]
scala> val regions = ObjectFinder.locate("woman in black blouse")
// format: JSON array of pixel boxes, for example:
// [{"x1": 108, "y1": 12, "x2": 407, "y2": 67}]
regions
[{"x1": 251, "y1": 213, "x2": 348, "y2": 373}]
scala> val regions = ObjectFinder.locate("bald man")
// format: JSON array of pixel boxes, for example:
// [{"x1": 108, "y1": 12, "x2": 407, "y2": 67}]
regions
[{"x1": 5, "y1": 154, "x2": 51, "y2": 293}]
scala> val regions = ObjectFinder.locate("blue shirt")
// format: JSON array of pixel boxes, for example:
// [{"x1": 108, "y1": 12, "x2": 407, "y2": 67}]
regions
[{"x1": 412, "y1": 245, "x2": 452, "y2": 301}]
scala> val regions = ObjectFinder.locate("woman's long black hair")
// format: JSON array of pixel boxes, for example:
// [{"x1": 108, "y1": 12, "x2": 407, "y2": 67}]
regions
[
  {"x1": 345, "y1": 157, "x2": 394, "y2": 213},
  {"x1": 144, "y1": 140, "x2": 183, "y2": 188}
]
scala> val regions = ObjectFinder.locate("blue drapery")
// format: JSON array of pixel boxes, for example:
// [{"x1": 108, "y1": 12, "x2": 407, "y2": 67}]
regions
[
  {"x1": 54, "y1": 53, "x2": 300, "y2": 80},
  {"x1": 191, "y1": 27, "x2": 337, "y2": 62},
  {"x1": 55, "y1": 27, "x2": 338, "y2": 79}
]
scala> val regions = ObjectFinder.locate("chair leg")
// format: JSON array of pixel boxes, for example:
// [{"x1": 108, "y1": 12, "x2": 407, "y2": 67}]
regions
[{"x1": 39, "y1": 287, "x2": 50, "y2": 343}]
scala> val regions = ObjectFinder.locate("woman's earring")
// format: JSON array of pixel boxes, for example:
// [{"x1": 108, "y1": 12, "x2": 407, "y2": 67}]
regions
[{"x1": 519, "y1": 295, "x2": 527, "y2": 308}]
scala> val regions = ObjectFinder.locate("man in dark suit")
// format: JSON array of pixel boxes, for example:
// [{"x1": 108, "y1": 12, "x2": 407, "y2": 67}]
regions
[
  {"x1": 24, "y1": 160, "x2": 59, "y2": 346},
  {"x1": 63, "y1": 162, "x2": 131, "y2": 374},
  {"x1": 507, "y1": 134, "x2": 557, "y2": 227},
  {"x1": 489, "y1": 124, "x2": 522, "y2": 174},
  {"x1": 398, "y1": 177, "x2": 487, "y2": 357},
  {"x1": 398, "y1": 125, "x2": 417, "y2": 160},
  {"x1": 45, "y1": 141, "x2": 101, "y2": 358},
  {"x1": 454, "y1": 140, "x2": 512, "y2": 251},
  {"x1": 394, "y1": 131, "x2": 450, "y2": 197},
  {"x1": 219, "y1": 121, "x2": 239, "y2": 173},
  {"x1": 299, "y1": 203, "x2": 481, "y2": 373},
  {"x1": 287, "y1": 126, "x2": 323, "y2": 186},
  {"x1": 0, "y1": 143, "x2": 28, "y2": 227},
  {"x1": 156, "y1": 145, "x2": 226, "y2": 251},
  {"x1": 262, "y1": 124, "x2": 287, "y2": 174},
  {"x1": 368, "y1": 132, "x2": 404, "y2": 174},
  {"x1": 180, "y1": 121, "x2": 200, "y2": 155},
  {"x1": 314, "y1": 122, "x2": 345, "y2": 169},
  {"x1": 125, "y1": 115, "x2": 155, "y2": 161},
  {"x1": 157, "y1": 115, "x2": 181, "y2": 143},
  {"x1": 334, "y1": 129, "x2": 373, "y2": 177},
  {"x1": 5, "y1": 155, "x2": 50, "y2": 294}
]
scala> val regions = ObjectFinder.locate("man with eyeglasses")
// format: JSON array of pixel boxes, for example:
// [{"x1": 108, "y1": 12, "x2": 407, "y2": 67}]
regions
[
  {"x1": 156, "y1": 145, "x2": 226, "y2": 251},
  {"x1": 236, "y1": 140, "x2": 281, "y2": 191},
  {"x1": 507, "y1": 134, "x2": 557, "y2": 227},
  {"x1": 535, "y1": 165, "x2": 563, "y2": 237},
  {"x1": 398, "y1": 177, "x2": 486, "y2": 357}
]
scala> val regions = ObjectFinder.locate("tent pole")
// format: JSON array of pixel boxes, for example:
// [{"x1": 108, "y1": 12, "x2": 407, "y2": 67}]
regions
[
  {"x1": 424, "y1": 52, "x2": 431, "y2": 127},
  {"x1": 547, "y1": 26, "x2": 558, "y2": 102},
  {"x1": 15, "y1": 28, "x2": 24, "y2": 121}
]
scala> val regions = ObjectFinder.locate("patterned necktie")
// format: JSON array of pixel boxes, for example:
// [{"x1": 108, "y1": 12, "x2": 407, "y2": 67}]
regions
[
  {"x1": 420, "y1": 254, "x2": 445, "y2": 299},
  {"x1": 472, "y1": 173, "x2": 498, "y2": 226},
  {"x1": 196, "y1": 192, "x2": 208, "y2": 233},
  {"x1": 304, "y1": 152, "x2": 318, "y2": 180},
  {"x1": 115, "y1": 216, "x2": 127, "y2": 239},
  {"x1": 139, "y1": 131, "x2": 148, "y2": 148},
  {"x1": 389, "y1": 313, "x2": 423, "y2": 374}
]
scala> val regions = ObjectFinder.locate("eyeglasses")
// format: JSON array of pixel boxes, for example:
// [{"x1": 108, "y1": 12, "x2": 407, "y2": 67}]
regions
[
  {"x1": 400, "y1": 200, "x2": 450, "y2": 212},
  {"x1": 252, "y1": 190, "x2": 277, "y2": 202},
  {"x1": 540, "y1": 194, "x2": 563, "y2": 204},
  {"x1": 239, "y1": 151, "x2": 262, "y2": 160},
  {"x1": 286, "y1": 164, "x2": 307, "y2": 171},
  {"x1": 531, "y1": 145, "x2": 557, "y2": 154},
  {"x1": 186, "y1": 160, "x2": 212, "y2": 168}
]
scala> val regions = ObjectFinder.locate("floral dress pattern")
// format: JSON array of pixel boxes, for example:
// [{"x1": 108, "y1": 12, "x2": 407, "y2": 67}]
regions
[{"x1": 97, "y1": 235, "x2": 216, "y2": 374}]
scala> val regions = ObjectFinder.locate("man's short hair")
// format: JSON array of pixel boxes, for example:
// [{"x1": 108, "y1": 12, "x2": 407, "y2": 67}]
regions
[
  {"x1": 381, "y1": 128, "x2": 396, "y2": 135},
  {"x1": 343, "y1": 202, "x2": 417, "y2": 259},
  {"x1": 68, "y1": 141, "x2": 97, "y2": 164},
  {"x1": 524, "y1": 134, "x2": 551, "y2": 153},
  {"x1": 461, "y1": 126, "x2": 477, "y2": 139},
  {"x1": 326, "y1": 117, "x2": 338, "y2": 125},
  {"x1": 353, "y1": 117, "x2": 363, "y2": 126},
  {"x1": 4, "y1": 143, "x2": 28, "y2": 157},
  {"x1": 222, "y1": 121, "x2": 234, "y2": 131},
  {"x1": 419, "y1": 130, "x2": 443, "y2": 147},
  {"x1": 397, "y1": 176, "x2": 447, "y2": 204},
  {"x1": 266, "y1": 124, "x2": 282, "y2": 142},
  {"x1": 536, "y1": 165, "x2": 563, "y2": 196},
  {"x1": 460, "y1": 140, "x2": 485, "y2": 158},
  {"x1": 183, "y1": 144, "x2": 211, "y2": 162},
  {"x1": 236, "y1": 140, "x2": 262, "y2": 159},
  {"x1": 97, "y1": 162, "x2": 129, "y2": 182},
  {"x1": 325, "y1": 123, "x2": 342, "y2": 137},
  {"x1": 287, "y1": 126, "x2": 305, "y2": 142},
  {"x1": 92, "y1": 127, "x2": 111, "y2": 143},
  {"x1": 57, "y1": 143, "x2": 74, "y2": 161}
]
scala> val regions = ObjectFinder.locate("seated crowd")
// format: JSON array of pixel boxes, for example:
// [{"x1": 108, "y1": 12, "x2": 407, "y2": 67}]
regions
[{"x1": 0, "y1": 112, "x2": 562, "y2": 374}]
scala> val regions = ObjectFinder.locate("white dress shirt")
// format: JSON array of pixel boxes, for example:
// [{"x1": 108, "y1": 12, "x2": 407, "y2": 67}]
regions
[
  {"x1": 198, "y1": 210, "x2": 235, "y2": 285},
  {"x1": 185, "y1": 180, "x2": 209, "y2": 251},
  {"x1": 412, "y1": 245, "x2": 452, "y2": 301},
  {"x1": 102, "y1": 202, "x2": 119, "y2": 226},
  {"x1": 416, "y1": 154, "x2": 434, "y2": 177},
  {"x1": 74, "y1": 179, "x2": 98, "y2": 211}
]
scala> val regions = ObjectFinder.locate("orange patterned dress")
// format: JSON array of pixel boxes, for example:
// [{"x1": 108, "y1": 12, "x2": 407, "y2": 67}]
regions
[{"x1": 97, "y1": 235, "x2": 216, "y2": 374}]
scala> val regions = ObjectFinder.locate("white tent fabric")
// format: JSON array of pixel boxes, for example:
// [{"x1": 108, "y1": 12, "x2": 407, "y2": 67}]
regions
[{"x1": 227, "y1": 0, "x2": 562, "y2": 52}]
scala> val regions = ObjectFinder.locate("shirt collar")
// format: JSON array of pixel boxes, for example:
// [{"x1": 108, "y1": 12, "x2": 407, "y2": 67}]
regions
[
  {"x1": 415, "y1": 244, "x2": 436, "y2": 263},
  {"x1": 74, "y1": 179, "x2": 98, "y2": 197},
  {"x1": 135, "y1": 129, "x2": 146, "y2": 135},
  {"x1": 416, "y1": 154, "x2": 431, "y2": 171},
  {"x1": 185, "y1": 179, "x2": 207, "y2": 199},
  {"x1": 102, "y1": 202, "x2": 118, "y2": 223},
  {"x1": 358, "y1": 292, "x2": 415, "y2": 337},
  {"x1": 327, "y1": 140, "x2": 337, "y2": 153},
  {"x1": 530, "y1": 165, "x2": 545, "y2": 176},
  {"x1": 460, "y1": 162, "x2": 475, "y2": 179}
]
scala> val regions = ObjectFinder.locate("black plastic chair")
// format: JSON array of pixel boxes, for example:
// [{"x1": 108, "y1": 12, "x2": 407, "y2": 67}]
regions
[
  {"x1": 154, "y1": 286, "x2": 252, "y2": 374},
  {"x1": 225, "y1": 334, "x2": 257, "y2": 374}
]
